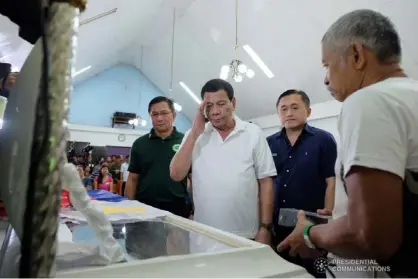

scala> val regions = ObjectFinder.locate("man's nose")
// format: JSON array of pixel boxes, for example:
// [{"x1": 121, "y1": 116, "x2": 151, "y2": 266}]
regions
[{"x1": 210, "y1": 106, "x2": 221, "y2": 115}]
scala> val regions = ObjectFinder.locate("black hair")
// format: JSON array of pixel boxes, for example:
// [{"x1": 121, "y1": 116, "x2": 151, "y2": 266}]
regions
[
  {"x1": 148, "y1": 96, "x2": 175, "y2": 113},
  {"x1": 126, "y1": 155, "x2": 130, "y2": 159},
  {"x1": 276, "y1": 89, "x2": 310, "y2": 108},
  {"x1": 98, "y1": 163, "x2": 109, "y2": 184},
  {"x1": 200, "y1": 79, "x2": 234, "y2": 100}
]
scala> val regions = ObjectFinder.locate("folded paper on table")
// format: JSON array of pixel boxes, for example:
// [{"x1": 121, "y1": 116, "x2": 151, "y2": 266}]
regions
[{"x1": 60, "y1": 199, "x2": 171, "y2": 223}]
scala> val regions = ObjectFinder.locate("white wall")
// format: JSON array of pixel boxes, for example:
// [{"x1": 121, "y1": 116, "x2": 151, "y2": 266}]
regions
[
  {"x1": 249, "y1": 100, "x2": 341, "y2": 142},
  {"x1": 68, "y1": 99, "x2": 342, "y2": 147},
  {"x1": 68, "y1": 124, "x2": 147, "y2": 146}
]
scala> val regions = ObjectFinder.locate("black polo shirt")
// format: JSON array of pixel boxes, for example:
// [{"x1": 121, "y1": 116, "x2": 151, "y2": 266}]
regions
[{"x1": 128, "y1": 127, "x2": 187, "y2": 204}]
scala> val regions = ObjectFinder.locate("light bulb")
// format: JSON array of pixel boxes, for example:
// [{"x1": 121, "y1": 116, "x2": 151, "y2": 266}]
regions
[
  {"x1": 234, "y1": 74, "x2": 243, "y2": 83},
  {"x1": 133, "y1": 118, "x2": 139, "y2": 126},
  {"x1": 220, "y1": 71, "x2": 229, "y2": 80},
  {"x1": 238, "y1": 64, "x2": 247, "y2": 74},
  {"x1": 141, "y1": 119, "x2": 147, "y2": 126},
  {"x1": 221, "y1": 65, "x2": 230, "y2": 73},
  {"x1": 246, "y1": 69, "x2": 255, "y2": 78},
  {"x1": 128, "y1": 119, "x2": 134, "y2": 125},
  {"x1": 174, "y1": 102, "x2": 182, "y2": 112}
]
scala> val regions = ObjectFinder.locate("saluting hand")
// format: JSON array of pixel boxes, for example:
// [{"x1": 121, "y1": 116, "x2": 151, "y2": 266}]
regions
[{"x1": 191, "y1": 100, "x2": 207, "y2": 136}]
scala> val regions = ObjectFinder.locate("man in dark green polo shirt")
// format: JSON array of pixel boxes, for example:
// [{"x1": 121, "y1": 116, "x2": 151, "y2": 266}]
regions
[{"x1": 126, "y1": 96, "x2": 190, "y2": 218}]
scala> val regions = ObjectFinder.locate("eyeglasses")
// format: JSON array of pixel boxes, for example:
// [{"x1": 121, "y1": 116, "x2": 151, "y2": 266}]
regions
[{"x1": 150, "y1": 111, "x2": 172, "y2": 118}]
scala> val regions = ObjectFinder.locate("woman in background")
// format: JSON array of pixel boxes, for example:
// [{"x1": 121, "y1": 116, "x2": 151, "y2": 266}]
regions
[{"x1": 94, "y1": 164, "x2": 113, "y2": 191}]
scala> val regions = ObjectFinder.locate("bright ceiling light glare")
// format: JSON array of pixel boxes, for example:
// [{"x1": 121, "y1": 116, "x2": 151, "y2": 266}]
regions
[
  {"x1": 174, "y1": 102, "x2": 183, "y2": 112},
  {"x1": 220, "y1": 71, "x2": 228, "y2": 80},
  {"x1": 237, "y1": 64, "x2": 247, "y2": 74},
  {"x1": 246, "y1": 69, "x2": 255, "y2": 79},
  {"x1": 179, "y1": 81, "x2": 202, "y2": 104},
  {"x1": 11, "y1": 66, "x2": 19, "y2": 72},
  {"x1": 72, "y1": 65, "x2": 92, "y2": 77},
  {"x1": 242, "y1": 45, "x2": 274, "y2": 79},
  {"x1": 141, "y1": 119, "x2": 147, "y2": 126},
  {"x1": 221, "y1": 65, "x2": 230, "y2": 73},
  {"x1": 234, "y1": 74, "x2": 243, "y2": 83}
]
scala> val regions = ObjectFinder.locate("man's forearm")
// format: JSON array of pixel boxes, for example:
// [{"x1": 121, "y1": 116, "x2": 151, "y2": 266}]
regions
[
  {"x1": 309, "y1": 216, "x2": 371, "y2": 259},
  {"x1": 324, "y1": 177, "x2": 335, "y2": 211},
  {"x1": 258, "y1": 177, "x2": 274, "y2": 224},
  {"x1": 170, "y1": 131, "x2": 198, "y2": 181},
  {"x1": 125, "y1": 176, "x2": 137, "y2": 199}
]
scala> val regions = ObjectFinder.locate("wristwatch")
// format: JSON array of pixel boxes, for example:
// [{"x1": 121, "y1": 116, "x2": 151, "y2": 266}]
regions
[
  {"x1": 259, "y1": 222, "x2": 274, "y2": 235},
  {"x1": 303, "y1": 224, "x2": 316, "y2": 249}
]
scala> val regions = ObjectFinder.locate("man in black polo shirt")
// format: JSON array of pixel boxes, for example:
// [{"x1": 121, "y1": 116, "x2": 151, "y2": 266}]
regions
[{"x1": 126, "y1": 96, "x2": 190, "y2": 218}]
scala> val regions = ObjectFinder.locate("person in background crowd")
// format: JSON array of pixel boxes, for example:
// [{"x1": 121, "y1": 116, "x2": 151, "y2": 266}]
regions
[
  {"x1": 77, "y1": 165, "x2": 93, "y2": 190},
  {"x1": 278, "y1": 9, "x2": 418, "y2": 278},
  {"x1": 94, "y1": 163, "x2": 113, "y2": 191},
  {"x1": 71, "y1": 156, "x2": 78, "y2": 166},
  {"x1": 0, "y1": 71, "x2": 18, "y2": 98},
  {"x1": 106, "y1": 156, "x2": 112, "y2": 164},
  {"x1": 109, "y1": 155, "x2": 122, "y2": 185},
  {"x1": 91, "y1": 158, "x2": 105, "y2": 180},
  {"x1": 120, "y1": 155, "x2": 130, "y2": 196},
  {"x1": 267, "y1": 89, "x2": 337, "y2": 277},
  {"x1": 126, "y1": 96, "x2": 190, "y2": 218},
  {"x1": 111, "y1": 155, "x2": 116, "y2": 164},
  {"x1": 170, "y1": 79, "x2": 276, "y2": 244},
  {"x1": 84, "y1": 165, "x2": 91, "y2": 177}
]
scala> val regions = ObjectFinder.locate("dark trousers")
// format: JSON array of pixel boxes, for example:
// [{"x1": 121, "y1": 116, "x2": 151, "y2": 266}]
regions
[
  {"x1": 140, "y1": 199, "x2": 191, "y2": 218},
  {"x1": 274, "y1": 225, "x2": 326, "y2": 278},
  {"x1": 122, "y1": 182, "x2": 126, "y2": 196}
]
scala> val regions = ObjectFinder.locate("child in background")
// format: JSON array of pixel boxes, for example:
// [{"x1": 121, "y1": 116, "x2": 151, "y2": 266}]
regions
[{"x1": 94, "y1": 164, "x2": 113, "y2": 191}]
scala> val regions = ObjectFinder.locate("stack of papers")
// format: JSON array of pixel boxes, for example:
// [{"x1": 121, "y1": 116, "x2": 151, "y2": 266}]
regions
[{"x1": 60, "y1": 199, "x2": 172, "y2": 223}]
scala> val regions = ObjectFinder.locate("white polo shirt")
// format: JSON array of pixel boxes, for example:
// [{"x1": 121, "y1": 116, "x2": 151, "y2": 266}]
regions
[
  {"x1": 180, "y1": 116, "x2": 277, "y2": 238},
  {"x1": 331, "y1": 77, "x2": 418, "y2": 278}
]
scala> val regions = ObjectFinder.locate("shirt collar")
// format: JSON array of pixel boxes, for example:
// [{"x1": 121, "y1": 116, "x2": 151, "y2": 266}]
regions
[
  {"x1": 204, "y1": 115, "x2": 247, "y2": 133},
  {"x1": 276, "y1": 123, "x2": 313, "y2": 139},
  {"x1": 149, "y1": 127, "x2": 178, "y2": 139}
]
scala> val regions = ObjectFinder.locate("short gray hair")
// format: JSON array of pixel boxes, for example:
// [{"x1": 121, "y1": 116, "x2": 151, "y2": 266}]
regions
[{"x1": 322, "y1": 9, "x2": 401, "y2": 63}]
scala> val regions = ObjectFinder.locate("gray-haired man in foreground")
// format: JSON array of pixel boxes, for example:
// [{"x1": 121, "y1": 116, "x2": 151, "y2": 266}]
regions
[{"x1": 278, "y1": 9, "x2": 418, "y2": 278}]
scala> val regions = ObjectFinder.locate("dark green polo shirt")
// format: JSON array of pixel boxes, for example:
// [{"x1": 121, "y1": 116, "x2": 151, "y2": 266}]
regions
[{"x1": 128, "y1": 127, "x2": 187, "y2": 203}]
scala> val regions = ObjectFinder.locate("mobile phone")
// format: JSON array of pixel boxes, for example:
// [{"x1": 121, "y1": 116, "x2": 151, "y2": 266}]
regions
[{"x1": 278, "y1": 208, "x2": 331, "y2": 227}]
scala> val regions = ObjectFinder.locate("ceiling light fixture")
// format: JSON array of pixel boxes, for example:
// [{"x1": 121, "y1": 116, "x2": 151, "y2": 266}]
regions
[
  {"x1": 219, "y1": 0, "x2": 254, "y2": 83},
  {"x1": 179, "y1": 81, "x2": 201, "y2": 104},
  {"x1": 220, "y1": 59, "x2": 255, "y2": 82},
  {"x1": 242, "y1": 44, "x2": 274, "y2": 79},
  {"x1": 168, "y1": 8, "x2": 183, "y2": 112},
  {"x1": 80, "y1": 8, "x2": 117, "y2": 26},
  {"x1": 72, "y1": 65, "x2": 91, "y2": 77},
  {"x1": 128, "y1": 117, "x2": 147, "y2": 127}
]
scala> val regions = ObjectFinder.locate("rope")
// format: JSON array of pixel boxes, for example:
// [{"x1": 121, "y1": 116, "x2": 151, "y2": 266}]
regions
[{"x1": 20, "y1": 2, "x2": 80, "y2": 277}]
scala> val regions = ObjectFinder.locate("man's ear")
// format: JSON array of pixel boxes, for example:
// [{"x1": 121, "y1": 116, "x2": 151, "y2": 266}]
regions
[
  {"x1": 231, "y1": 97, "x2": 237, "y2": 110},
  {"x1": 172, "y1": 110, "x2": 177, "y2": 120},
  {"x1": 350, "y1": 42, "x2": 366, "y2": 70}
]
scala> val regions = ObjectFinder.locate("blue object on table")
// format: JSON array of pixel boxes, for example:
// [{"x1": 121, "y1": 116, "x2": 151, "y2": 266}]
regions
[{"x1": 87, "y1": 189, "x2": 127, "y2": 202}]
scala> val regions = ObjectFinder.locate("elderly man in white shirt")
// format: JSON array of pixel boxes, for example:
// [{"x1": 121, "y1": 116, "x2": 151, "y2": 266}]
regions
[
  {"x1": 278, "y1": 9, "x2": 418, "y2": 278},
  {"x1": 170, "y1": 79, "x2": 276, "y2": 244}
]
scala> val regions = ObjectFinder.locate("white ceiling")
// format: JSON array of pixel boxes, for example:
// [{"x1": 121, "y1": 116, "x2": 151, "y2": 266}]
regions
[{"x1": 1, "y1": 0, "x2": 418, "y2": 120}]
